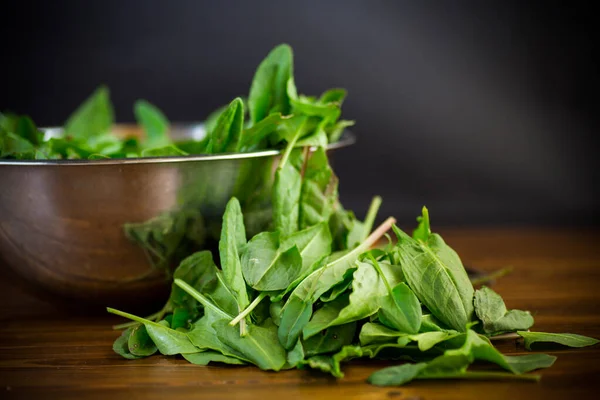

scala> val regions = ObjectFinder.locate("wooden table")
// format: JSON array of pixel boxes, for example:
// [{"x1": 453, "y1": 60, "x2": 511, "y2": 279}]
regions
[{"x1": 1, "y1": 228, "x2": 599, "y2": 399}]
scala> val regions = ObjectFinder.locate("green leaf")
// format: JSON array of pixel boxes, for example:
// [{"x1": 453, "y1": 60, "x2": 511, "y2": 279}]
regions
[
  {"x1": 273, "y1": 162, "x2": 302, "y2": 237},
  {"x1": 128, "y1": 325, "x2": 158, "y2": 357},
  {"x1": 295, "y1": 128, "x2": 328, "y2": 148},
  {"x1": 368, "y1": 330, "x2": 555, "y2": 386},
  {"x1": 84, "y1": 133, "x2": 124, "y2": 155},
  {"x1": 378, "y1": 282, "x2": 422, "y2": 334},
  {"x1": 443, "y1": 330, "x2": 556, "y2": 374},
  {"x1": 112, "y1": 328, "x2": 143, "y2": 359},
  {"x1": 169, "y1": 251, "x2": 238, "y2": 317},
  {"x1": 203, "y1": 97, "x2": 247, "y2": 135},
  {"x1": 300, "y1": 345, "x2": 362, "y2": 378},
  {"x1": 277, "y1": 296, "x2": 313, "y2": 350},
  {"x1": 368, "y1": 363, "x2": 543, "y2": 387},
  {"x1": 107, "y1": 308, "x2": 199, "y2": 355},
  {"x1": 183, "y1": 351, "x2": 246, "y2": 365},
  {"x1": 359, "y1": 322, "x2": 405, "y2": 346},
  {"x1": 187, "y1": 310, "x2": 250, "y2": 361},
  {"x1": 15, "y1": 116, "x2": 42, "y2": 145},
  {"x1": 240, "y1": 113, "x2": 287, "y2": 151},
  {"x1": 241, "y1": 231, "x2": 302, "y2": 291},
  {"x1": 299, "y1": 147, "x2": 338, "y2": 230},
  {"x1": 420, "y1": 314, "x2": 450, "y2": 332},
  {"x1": 368, "y1": 363, "x2": 428, "y2": 386},
  {"x1": 0, "y1": 112, "x2": 19, "y2": 133},
  {"x1": 319, "y1": 88, "x2": 347, "y2": 104},
  {"x1": 393, "y1": 222, "x2": 474, "y2": 332},
  {"x1": 170, "y1": 307, "x2": 192, "y2": 330},
  {"x1": 319, "y1": 266, "x2": 354, "y2": 302},
  {"x1": 269, "y1": 301, "x2": 284, "y2": 326},
  {"x1": 207, "y1": 97, "x2": 244, "y2": 153},
  {"x1": 219, "y1": 198, "x2": 250, "y2": 316},
  {"x1": 302, "y1": 260, "x2": 403, "y2": 339},
  {"x1": 408, "y1": 331, "x2": 462, "y2": 352},
  {"x1": 325, "y1": 119, "x2": 354, "y2": 143},
  {"x1": 182, "y1": 351, "x2": 246, "y2": 365},
  {"x1": 213, "y1": 319, "x2": 287, "y2": 371},
  {"x1": 0, "y1": 132, "x2": 35, "y2": 158},
  {"x1": 281, "y1": 222, "x2": 332, "y2": 274},
  {"x1": 286, "y1": 340, "x2": 305, "y2": 367},
  {"x1": 141, "y1": 144, "x2": 188, "y2": 157},
  {"x1": 303, "y1": 322, "x2": 357, "y2": 357},
  {"x1": 412, "y1": 206, "x2": 431, "y2": 242},
  {"x1": 176, "y1": 138, "x2": 209, "y2": 155},
  {"x1": 286, "y1": 237, "x2": 371, "y2": 305},
  {"x1": 65, "y1": 86, "x2": 114, "y2": 139},
  {"x1": 272, "y1": 117, "x2": 308, "y2": 237},
  {"x1": 517, "y1": 331, "x2": 599, "y2": 350},
  {"x1": 248, "y1": 44, "x2": 293, "y2": 124},
  {"x1": 290, "y1": 96, "x2": 340, "y2": 123},
  {"x1": 474, "y1": 286, "x2": 534, "y2": 334},
  {"x1": 134, "y1": 100, "x2": 170, "y2": 148},
  {"x1": 358, "y1": 322, "x2": 460, "y2": 352}
]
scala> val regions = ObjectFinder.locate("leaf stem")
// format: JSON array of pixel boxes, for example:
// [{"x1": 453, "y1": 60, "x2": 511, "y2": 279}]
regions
[
  {"x1": 173, "y1": 279, "x2": 232, "y2": 320},
  {"x1": 470, "y1": 267, "x2": 513, "y2": 286},
  {"x1": 362, "y1": 217, "x2": 397, "y2": 251},
  {"x1": 278, "y1": 121, "x2": 304, "y2": 169},
  {"x1": 112, "y1": 309, "x2": 161, "y2": 330},
  {"x1": 489, "y1": 332, "x2": 522, "y2": 341},
  {"x1": 107, "y1": 307, "x2": 164, "y2": 328},
  {"x1": 230, "y1": 292, "x2": 267, "y2": 327},
  {"x1": 362, "y1": 196, "x2": 382, "y2": 241}
]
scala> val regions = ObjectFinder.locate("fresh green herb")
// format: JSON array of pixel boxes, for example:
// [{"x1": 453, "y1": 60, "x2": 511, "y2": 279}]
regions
[
  {"x1": 183, "y1": 351, "x2": 246, "y2": 366},
  {"x1": 2, "y1": 44, "x2": 349, "y2": 161},
  {"x1": 65, "y1": 86, "x2": 114, "y2": 139},
  {"x1": 392, "y1": 207, "x2": 475, "y2": 332},
  {"x1": 517, "y1": 331, "x2": 600, "y2": 350},
  {"x1": 248, "y1": 44, "x2": 294, "y2": 124},
  {"x1": 134, "y1": 99, "x2": 171, "y2": 149},
  {"x1": 98, "y1": 44, "x2": 596, "y2": 388},
  {"x1": 474, "y1": 286, "x2": 534, "y2": 335}
]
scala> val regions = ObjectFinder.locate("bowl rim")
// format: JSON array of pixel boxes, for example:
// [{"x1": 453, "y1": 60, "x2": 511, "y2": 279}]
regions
[{"x1": 0, "y1": 126, "x2": 356, "y2": 166}]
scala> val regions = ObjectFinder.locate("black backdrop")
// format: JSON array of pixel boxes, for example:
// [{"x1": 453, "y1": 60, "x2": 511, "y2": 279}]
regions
[{"x1": 2, "y1": 1, "x2": 598, "y2": 226}]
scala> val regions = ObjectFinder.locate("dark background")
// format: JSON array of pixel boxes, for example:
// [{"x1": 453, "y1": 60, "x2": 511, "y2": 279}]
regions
[{"x1": 2, "y1": 1, "x2": 597, "y2": 226}]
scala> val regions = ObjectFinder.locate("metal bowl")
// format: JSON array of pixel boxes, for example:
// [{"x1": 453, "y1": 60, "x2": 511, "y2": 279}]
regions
[{"x1": 0, "y1": 124, "x2": 355, "y2": 311}]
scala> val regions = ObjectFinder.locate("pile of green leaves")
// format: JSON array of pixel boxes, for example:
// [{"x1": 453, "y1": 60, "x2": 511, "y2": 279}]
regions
[
  {"x1": 0, "y1": 44, "x2": 352, "y2": 160},
  {"x1": 108, "y1": 131, "x2": 598, "y2": 385}
]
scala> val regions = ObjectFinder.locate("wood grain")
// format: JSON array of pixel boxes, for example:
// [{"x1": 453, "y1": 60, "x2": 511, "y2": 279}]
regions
[{"x1": 1, "y1": 228, "x2": 599, "y2": 400}]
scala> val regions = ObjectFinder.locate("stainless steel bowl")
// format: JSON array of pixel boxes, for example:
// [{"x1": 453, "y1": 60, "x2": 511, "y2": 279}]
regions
[{"x1": 0, "y1": 124, "x2": 355, "y2": 310}]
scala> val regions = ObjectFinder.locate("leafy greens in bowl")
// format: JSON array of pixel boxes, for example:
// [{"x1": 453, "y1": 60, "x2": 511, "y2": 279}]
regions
[
  {"x1": 0, "y1": 44, "x2": 356, "y2": 311},
  {"x1": 0, "y1": 44, "x2": 353, "y2": 161}
]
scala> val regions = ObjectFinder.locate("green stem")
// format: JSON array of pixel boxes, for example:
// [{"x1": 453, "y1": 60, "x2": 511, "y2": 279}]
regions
[
  {"x1": 112, "y1": 309, "x2": 161, "y2": 330},
  {"x1": 361, "y1": 217, "x2": 396, "y2": 251},
  {"x1": 278, "y1": 120, "x2": 305, "y2": 170},
  {"x1": 470, "y1": 267, "x2": 513, "y2": 286},
  {"x1": 362, "y1": 196, "x2": 382, "y2": 241},
  {"x1": 239, "y1": 319, "x2": 248, "y2": 337},
  {"x1": 173, "y1": 279, "x2": 232, "y2": 320},
  {"x1": 326, "y1": 217, "x2": 396, "y2": 272},
  {"x1": 230, "y1": 293, "x2": 267, "y2": 327},
  {"x1": 489, "y1": 332, "x2": 521, "y2": 342},
  {"x1": 107, "y1": 307, "x2": 165, "y2": 329}
]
